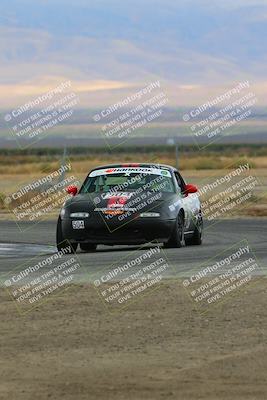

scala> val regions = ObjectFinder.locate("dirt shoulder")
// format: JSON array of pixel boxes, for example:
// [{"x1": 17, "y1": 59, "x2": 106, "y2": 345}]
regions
[{"x1": 1, "y1": 279, "x2": 267, "y2": 400}]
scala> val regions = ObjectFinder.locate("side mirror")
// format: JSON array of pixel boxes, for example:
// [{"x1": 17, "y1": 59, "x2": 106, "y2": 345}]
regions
[
  {"x1": 184, "y1": 184, "x2": 198, "y2": 196},
  {"x1": 67, "y1": 185, "x2": 78, "y2": 196}
]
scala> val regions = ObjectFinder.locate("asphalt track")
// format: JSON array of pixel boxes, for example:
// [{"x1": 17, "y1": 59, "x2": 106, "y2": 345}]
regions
[{"x1": 0, "y1": 218, "x2": 266, "y2": 285}]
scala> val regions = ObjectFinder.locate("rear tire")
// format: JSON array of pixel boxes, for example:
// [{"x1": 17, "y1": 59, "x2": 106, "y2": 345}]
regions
[
  {"x1": 185, "y1": 215, "x2": 203, "y2": 246},
  {"x1": 80, "y1": 243, "x2": 97, "y2": 252},
  {"x1": 56, "y1": 217, "x2": 78, "y2": 253},
  {"x1": 164, "y1": 212, "x2": 184, "y2": 248}
]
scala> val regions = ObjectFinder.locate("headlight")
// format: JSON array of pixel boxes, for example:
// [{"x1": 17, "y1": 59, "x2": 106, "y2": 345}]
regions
[
  {"x1": 140, "y1": 212, "x2": 160, "y2": 218},
  {"x1": 70, "y1": 212, "x2": 90, "y2": 218}
]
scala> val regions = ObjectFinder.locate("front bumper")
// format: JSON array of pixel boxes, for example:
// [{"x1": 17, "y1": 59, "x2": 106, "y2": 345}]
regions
[{"x1": 61, "y1": 216, "x2": 175, "y2": 245}]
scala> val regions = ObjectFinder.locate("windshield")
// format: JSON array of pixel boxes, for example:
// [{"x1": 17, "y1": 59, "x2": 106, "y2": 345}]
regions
[{"x1": 80, "y1": 167, "x2": 175, "y2": 194}]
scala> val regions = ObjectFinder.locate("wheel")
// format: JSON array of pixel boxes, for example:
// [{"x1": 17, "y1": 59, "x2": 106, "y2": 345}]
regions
[
  {"x1": 56, "y1": 217, "x2": 78, "y2": 253},
  {"x1": 185, "y1": 215, "x2": 203, "y2": 246},
  {"x1": 164, "y1": 212, "x2": 184, "y2": 248},
  {"x1": 80, "y1": 243, "x2": 97, "y2": 252}
]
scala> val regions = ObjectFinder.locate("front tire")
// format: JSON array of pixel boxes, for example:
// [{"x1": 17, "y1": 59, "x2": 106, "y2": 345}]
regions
[
  {"x1": 56, "y1": 217, "x2": 78, "y2": 253},
  {"x1": 164, "y1": 212, "x2": 184, "y2": 248},
  {"x1": 185, "y1": 215, "x2": 203, "y2": 246}
]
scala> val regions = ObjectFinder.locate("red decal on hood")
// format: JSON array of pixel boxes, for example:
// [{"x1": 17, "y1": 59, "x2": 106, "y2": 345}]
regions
[{"x1": 107, "y1": 196, "x2": 128, "y2": 208}]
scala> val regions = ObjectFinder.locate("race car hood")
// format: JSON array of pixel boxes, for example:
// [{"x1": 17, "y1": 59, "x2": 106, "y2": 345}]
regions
[{"x1": 63, "y1": 191, "x2": 181, "y2": 220}]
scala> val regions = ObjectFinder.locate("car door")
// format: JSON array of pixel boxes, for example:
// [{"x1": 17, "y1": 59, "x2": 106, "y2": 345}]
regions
[{"x1": 174, "y1": 171, "x2": 199, "y2": 231}]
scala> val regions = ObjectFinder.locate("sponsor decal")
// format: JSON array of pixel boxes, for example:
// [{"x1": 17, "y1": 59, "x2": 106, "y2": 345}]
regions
[
  {"x1": 94, "y1": 207, "x2": 137, "y2": 214},
  {"x1": 161, "y1": 170, "x2": 169, "y2": 176},
  {"x1": 89, "y1": 167, "x2": 171, "y2": 178},
  {"x1": 102, "y1": 192, "x2": 133, "y2": 200},
  {"x1": 107, "y1": 196, "x2": 128, "y2": 209}
]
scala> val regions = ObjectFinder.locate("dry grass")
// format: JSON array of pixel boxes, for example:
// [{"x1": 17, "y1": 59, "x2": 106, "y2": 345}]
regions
[
  {"x1": 0, "y1": 152, "x2": 266, "y2": 215},
  {"x1": 0, "y1": 152, "x2": 263, "y2": 175}
]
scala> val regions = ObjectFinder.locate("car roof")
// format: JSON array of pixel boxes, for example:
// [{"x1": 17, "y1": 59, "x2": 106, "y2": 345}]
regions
[{"x1": 91, "y1": 163, "x2": 178, "y2": 172}]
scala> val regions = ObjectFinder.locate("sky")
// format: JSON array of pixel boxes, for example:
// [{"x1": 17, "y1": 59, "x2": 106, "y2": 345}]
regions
[{"x1": 0, "y1": 0, "x2": 267, "y2": 107}]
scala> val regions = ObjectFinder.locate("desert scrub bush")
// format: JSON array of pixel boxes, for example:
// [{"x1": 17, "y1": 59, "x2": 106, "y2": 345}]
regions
[{"x1": 0, "y1": 193, "x2": 6, "y2": 209}]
